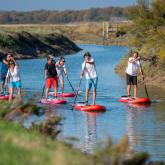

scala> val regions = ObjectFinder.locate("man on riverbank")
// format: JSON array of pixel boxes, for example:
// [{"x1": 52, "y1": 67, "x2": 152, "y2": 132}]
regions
[
  {"x1": 44, "y1": 55, "x2": 58, "y2": 99},
  {"x1": 125, "y1": 51, "x2": 143, "y2": 98},
  {"x1": 81, "y1": 52, "x2": 98, "y2": 105}
]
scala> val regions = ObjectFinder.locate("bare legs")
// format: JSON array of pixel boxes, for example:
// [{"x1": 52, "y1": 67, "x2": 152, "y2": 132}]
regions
[
  {"x1": 127, "y1": 85, "x2": 131, "y2": 97},
  {"x1": 133, "y1": 85, "x2": 137, "y2": 98},
  {"x1": 127, "y1": 85, "x2": 137, "y2": 98},
  {"x1": 17, "y1": 88, "x2": 22, "y2": 99},
  {"x1": 45, "y1": 88, "x2": 49, "y2": 99},
  {"x1": 93, "y1": 89, "x2": 96, "y2": 105},
  {"x1": 9, "y1": 87, "x2": 14, "y2": 102},
  {"x1": 85, "y1": 89, "x2": 89, "y2": 104},
  {"x1": 9, "y1": 87, "x2": 21, "y2": 102},
  {"x1": 54, "y1": 87, "x2": 57, "y2": 98},
  {"x1": 59, "y1": 79, "x2": 64, "y2": 94},
  {"x1": 85, "y1": 88, "x2": 96, "y2": 105},
  {"x1": 0, "y1": 83, "x2": 4, "y2": 93},
  {"x1": 45, "y1": 87, "x2": 57, "y2": 99}
]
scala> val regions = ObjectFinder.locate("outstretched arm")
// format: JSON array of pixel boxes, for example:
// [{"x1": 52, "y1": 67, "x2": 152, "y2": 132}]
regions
[
  {"x1": 86, "y1": 61, "x2": 95, "y2": 64},
  {"x1": 129, "y1": 57, "x2": 140, "y2": 63},
  {"x1": 86, "y1": 58, "x2": 95, "y2": 65},
  {"x1": 3, "y1": 59, "x2": 8, "y2": 65}
]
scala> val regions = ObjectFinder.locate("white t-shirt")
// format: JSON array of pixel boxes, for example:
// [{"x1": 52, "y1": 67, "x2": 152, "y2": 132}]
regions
[
  {"x1": 56, "y1": 62, "x2": 66, "y2": 77},
  {"x1": 6, "y1": 66, "x2": 21, "y2": 82},
  {"x1": 82, "y1": 58, "x2": 97, "y2": 79},
  {"x1": 125, "y1": 57, "x2": 140, "y2": 76}
]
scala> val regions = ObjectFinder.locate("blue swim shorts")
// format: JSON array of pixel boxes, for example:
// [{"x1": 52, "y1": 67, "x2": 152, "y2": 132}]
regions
[
  {"x1": 86, "y1": 77, "x2": 98, "y2": 91},
  {"x1": 9, "y1": 81, "x2": 21, "y2": 88}
]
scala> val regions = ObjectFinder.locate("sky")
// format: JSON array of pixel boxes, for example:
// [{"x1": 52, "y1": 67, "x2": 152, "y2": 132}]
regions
[{"x1": 0, "y1": 0, "x2": 137, "y2": 11}]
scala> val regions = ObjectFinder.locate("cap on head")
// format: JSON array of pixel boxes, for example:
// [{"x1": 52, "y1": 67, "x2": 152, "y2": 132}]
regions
[
  {"x1": 83, "y1": 52, "x2": 91, "y2": 58},
  {"x1": 47, "y1": 55, "x2": 54, "y2": 61}
]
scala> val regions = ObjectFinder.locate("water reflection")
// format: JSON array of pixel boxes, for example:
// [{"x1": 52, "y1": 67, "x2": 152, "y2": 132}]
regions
[
  {"x1": 126, "y1": 104, "x2": 165, "y2": 161},
  {"x1": 127, "y1": 106, "x2": 145, "y2": 153},
  {"x1": 81, "y1": 112, "x2": 99, "y2": 154}
]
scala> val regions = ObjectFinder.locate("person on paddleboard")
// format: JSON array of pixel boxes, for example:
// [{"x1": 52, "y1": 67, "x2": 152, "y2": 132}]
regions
[
  {"x1": 44, "y1": 55, "x2": 58, "y2": 99},
  {"x1": 81, "y1": 52, "x2": 98, "y2": 105},
  {"x1": 125, "y1": 51, "x2": 143, "y2": 98},
  {"x1": 56, "y1": 57, "x2": 67, "y2": 94},
  {"x1": 6, "y1": 57, "x2": 22, "y2": 102},
  {"x1": 0, "y1": 52, "x2": 13, "y2": 94}
]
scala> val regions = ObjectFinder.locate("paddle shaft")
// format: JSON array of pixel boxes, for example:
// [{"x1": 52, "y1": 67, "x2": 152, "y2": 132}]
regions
[
  {"x1": 139, "y1": 61, "x2": 149, "y2": 98},
  {"x1": 73, "y1": 62, "x2": 86, "y2": 104},
  {"x1": 73, "y1": 77, "x2": 83, "y2": 104},
  {"x1": 66, "y1": 76, "x2": 76, "y2": 94},
  {"x1": 41, "y1": 81, "x2": 46, "y2": 98}
]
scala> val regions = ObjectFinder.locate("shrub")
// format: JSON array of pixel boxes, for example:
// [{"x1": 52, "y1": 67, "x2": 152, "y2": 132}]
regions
[{"x1": 0, "y1": 34, "x2": 15, "y2": 47}]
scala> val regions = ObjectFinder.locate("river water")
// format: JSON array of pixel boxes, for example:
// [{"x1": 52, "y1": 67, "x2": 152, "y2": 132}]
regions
[{"x1": 10, "y1": 44, "x2": 165, "y2": 161}]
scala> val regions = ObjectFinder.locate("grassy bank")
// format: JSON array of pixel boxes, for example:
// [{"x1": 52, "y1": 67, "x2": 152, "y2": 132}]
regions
[
  {"x1": 0, "y1": 22, "x2": 130, "y2": 46},
  {"x1": 0, "y1": 120, "x2": 95, "y2": 165}
]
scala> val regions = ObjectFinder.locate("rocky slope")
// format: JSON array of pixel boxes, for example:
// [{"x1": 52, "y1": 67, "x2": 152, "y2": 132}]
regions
[{"x1": 0, "y1": 31, "x2": 81, "y2": 59}]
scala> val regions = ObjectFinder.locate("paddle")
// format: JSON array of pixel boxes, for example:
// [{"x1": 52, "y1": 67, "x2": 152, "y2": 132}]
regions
[
  {"x1": 139, "y1": 60, "x2": 149, "y2": 99},
  {"x1": 73, "y1": 77, "x2": 83, "y2": 105},
  {"x1": 4, "y1": 84, "x2": 8, "y2": 95},
  {"x1": 41, "y1": 82, "x2": 45, "y2": 99},
  {"x1": 66, "y1": 75, "x2": 76, "y2": 94},
  {"x1": 73, "y1": 62, "x2": 86, "y2": 105}
]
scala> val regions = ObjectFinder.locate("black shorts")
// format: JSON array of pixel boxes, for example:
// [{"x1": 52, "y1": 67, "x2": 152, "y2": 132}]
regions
[{"x1": 126, "y1": 73, "x2": 137, "y2": 85}]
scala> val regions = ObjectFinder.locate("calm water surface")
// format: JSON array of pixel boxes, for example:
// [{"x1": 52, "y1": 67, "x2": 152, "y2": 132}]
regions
[{"x1": 14, "y1": 44, "x2": 165, "y2": 161}]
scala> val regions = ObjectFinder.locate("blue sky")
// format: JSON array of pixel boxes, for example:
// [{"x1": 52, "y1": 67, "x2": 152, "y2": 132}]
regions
[{"x1": 0, "y1": 0, "x2": 136, "y2": 11}]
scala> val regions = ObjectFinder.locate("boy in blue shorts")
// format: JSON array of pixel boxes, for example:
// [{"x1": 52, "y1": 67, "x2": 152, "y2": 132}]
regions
[{"x1": 81, "y1": 52, "x2": 98, "y2": 105}]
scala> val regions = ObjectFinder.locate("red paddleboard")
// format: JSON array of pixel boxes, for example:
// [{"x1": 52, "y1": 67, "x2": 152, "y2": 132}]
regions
[
  {"x1": 0, "y1": 95, "x2": 10, "y2": 101},
  {"x1": 119, "y1": 97, "x2": 150, "y2": 104},
  {"x1": 49, "y1": 92, "x2": 75, "y2": 97},
  {"x1": 41, "y1": 98, "x2": 67, "y2": 105},
  {"x1": 73, "y1": 103, "x2": 106, "y2": 112}
]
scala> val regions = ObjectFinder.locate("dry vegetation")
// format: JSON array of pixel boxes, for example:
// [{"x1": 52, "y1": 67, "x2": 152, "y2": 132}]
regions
[{"x1": 0, "y1": 22, "x2": 130, "y2": 45}]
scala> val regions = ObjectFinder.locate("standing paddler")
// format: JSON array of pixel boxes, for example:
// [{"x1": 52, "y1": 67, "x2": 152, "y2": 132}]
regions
[
  {"x1": 80, "y1": 52, "x2": 98, "y2": 105},
  {"x1": 125, "y1": 51, "x2": 143, "y2": 98}
]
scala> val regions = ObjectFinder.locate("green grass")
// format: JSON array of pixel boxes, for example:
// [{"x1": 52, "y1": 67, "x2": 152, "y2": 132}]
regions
[{"x1": 0, "y1": 120, "x2": 95, "y2": 165}]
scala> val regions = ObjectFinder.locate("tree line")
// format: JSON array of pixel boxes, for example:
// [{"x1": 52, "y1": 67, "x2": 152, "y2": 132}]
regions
[{"x1": 0, "y1": 7, "x2": 125, "y2": 24}]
